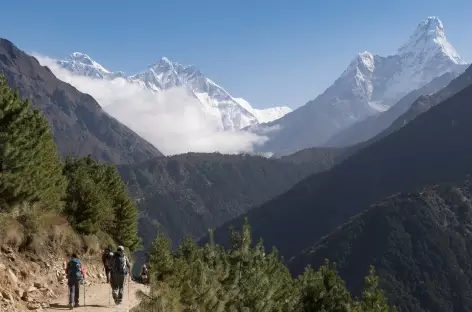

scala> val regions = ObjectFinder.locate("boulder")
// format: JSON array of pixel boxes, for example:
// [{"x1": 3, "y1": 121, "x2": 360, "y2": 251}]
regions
[{"x1": 27, "y1": 302, "x2": 41, "y2": 310}]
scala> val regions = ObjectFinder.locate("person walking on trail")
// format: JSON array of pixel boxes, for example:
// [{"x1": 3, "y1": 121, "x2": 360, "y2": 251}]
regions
[
  {"x1": 101, "y1": 245, "x2": 114, "y2": 283},
  {"x1": 140, "y1": 264, "x2": 149, "y2": 284},
  {"x1": 110, "y1": 245, "x2": 131, "y2": 304},
  {"x1": 65, "y1": 253, "x2": 84, "y2": 309}
]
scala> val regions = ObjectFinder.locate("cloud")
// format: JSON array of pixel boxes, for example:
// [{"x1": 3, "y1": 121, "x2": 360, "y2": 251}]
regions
[{"x1": 33, "y1": 53, "x2": 268, "y2": 156}]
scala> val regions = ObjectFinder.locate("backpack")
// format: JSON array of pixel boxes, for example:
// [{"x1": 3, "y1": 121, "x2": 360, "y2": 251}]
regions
[
  {"x1": 68, "y1": 258, "x2": 83, "y2": 281},
  {"x1": 112, "y1": 253, "x2": 127, "y2": 275}
]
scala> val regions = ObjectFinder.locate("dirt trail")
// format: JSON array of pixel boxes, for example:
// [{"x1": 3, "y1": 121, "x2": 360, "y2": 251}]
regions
[{"x1": 46, "y1": 280, "x2": 148, "y2": 312}]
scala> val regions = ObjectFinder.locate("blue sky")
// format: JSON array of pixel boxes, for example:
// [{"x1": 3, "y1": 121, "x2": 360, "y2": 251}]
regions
[{"x1": 1, "y1": 0, "x2": 471, "y2": 109}]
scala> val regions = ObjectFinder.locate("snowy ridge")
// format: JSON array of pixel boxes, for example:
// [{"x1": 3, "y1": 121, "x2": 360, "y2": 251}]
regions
[
  {"x1": 249, "y1": 16, "x2": 468, "y2": 156},
  {"x1": 57, "y1": 55, "x2": 292, "y2": 130},
  {"x1": 337, "y1": 16, "x2": 465, "y2": 109},
  {"x1": 57, "y1": 52, "x2": 125, "y2": 79},
  {"x1": 233, "y1": 98, "x2": 292, "y2": 124}
]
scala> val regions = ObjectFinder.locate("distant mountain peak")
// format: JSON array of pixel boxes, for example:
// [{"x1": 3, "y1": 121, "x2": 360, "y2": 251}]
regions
[
  {"x1": 149, "y1": 56, "x2": 177, "y2": 69},
  {"x1": 66, "y1": 52, "x2": 109, "y2": 71},
  {"x1": 160, "y1": 56, "x2": 172, "y2": 64},
  {"x1": 414, "y1": 16, "x2": 445, "y2": 39},
  {"x1": 57, "y1": 53, "x2": 291, "y2": 129},
  {"x1": 352, "y1": 51, "x2": 376, "y2": 71},
  {"x1": 398, "y1": 16, "x2": 461, "y2": 64}
]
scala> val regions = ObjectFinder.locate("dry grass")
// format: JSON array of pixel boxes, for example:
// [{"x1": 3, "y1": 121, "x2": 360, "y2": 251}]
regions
[
  {"x1": 1, "y1": 210, "x2": 113, "y2": 258},
  {"x1": 0, "y1": 213, "x2": 25, "y2": 248}
]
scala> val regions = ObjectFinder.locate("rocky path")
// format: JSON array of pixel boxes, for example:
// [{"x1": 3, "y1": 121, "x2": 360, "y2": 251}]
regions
[{"x1": 45, "y1": 280, "x2": 148, "y2": 312}]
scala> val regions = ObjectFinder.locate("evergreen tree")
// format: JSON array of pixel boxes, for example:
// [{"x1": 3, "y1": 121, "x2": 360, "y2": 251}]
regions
[
  {"x1": 358, "y1": 266, "x2": 395, "y2": 312},
  {"x1": 64, "y1": 167, "x2": 105, "y2": 234},
  {"x1": 63, "y1": 156, "x2": 139, "y2": 250},
  {"x1": 149, "y1": 233, "x2": 174, "y2": 282},
  {"x1": 0, "y1": 75, "x2": 66, "y2": 211},
  {"x1": 296, "y1": 261, "x2": 352, "y2": 312},
  {"x1": 113, "y1": 194, "x2": 140, "y2": 251},
  {"x1": 139, "y1": 221, "x2": 394, "y2": 312}
]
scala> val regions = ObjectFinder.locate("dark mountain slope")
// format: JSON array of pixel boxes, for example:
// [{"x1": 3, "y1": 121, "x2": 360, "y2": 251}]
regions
[
  {"x1": 209, "y1": 77, "x2": 472, "y2": 261},
  {"x1": 289, "y1": 181, "x2": 472, "y2": 312},
  {"x1": 325, "y1": 71, "x2": 458, "y2": 147},
  {"x1": 377, "y1": 64, "x2": 472, "y2": 142},
  {"x1": 117, "y1": 152, "x2": 325, "y2": 250},
  {"x1": 0, "y1": 38, "x2": 162, "y2": 164},
  {"x1": 277, "y1": 66, "x2": 471, "y2": 168},
  {"x1": 276, "y1": 146, "x2": 346, "y2": 167},
  {"x1": 332, "y1": 64, "x2": 472, "y2": 164}
]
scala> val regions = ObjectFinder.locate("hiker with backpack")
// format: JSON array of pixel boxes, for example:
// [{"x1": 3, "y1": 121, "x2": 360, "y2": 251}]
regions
[
  {"x1": 110, "y1": 245, "x2": 131, "y2": 304},
  {"x1": 65, "y1": 253, "x2": 84, "y2": 309},
  {"x1": 101, "y1": 245, "x2": 114, "y2": 283},
  {"x1": 140, "y1": 264, "x2": 149, "y2": 284}
]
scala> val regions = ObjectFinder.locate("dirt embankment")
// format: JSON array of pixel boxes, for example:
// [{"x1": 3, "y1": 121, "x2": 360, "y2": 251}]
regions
[{"x1": 0, "y1": 245, "x2": 148, "y2": 312}]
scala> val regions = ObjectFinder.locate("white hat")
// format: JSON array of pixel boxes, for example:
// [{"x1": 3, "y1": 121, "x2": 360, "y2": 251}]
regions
[{"x1": 117, "y1": 246, "x2": 124, "y2": 251}]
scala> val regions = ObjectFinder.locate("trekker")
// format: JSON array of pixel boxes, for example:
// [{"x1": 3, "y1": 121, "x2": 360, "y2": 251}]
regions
[
  {"x1": 65, "y1": 253, "x2": 83, "y2": 309},
  {"x1": 140, "y1": 264, "x2": 149, "y2": 284},
  {"x1": 110, "y1": 246, "x2": 131, "y2": 304},
  {"x1": 101, "y1": 245, "x2": 114, "y2": 283}
]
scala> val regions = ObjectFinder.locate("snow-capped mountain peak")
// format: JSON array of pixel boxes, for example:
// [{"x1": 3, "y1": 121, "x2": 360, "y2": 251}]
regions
[
  {"x1": 357, "y1": 51, "x2": 376, "y2": 72},
  {"x1": 58, "y1": 52, "x2": 125, "y2": 79},
  {"x1": 398, "y1": 16, "x2": 461, "y2": 64},
  {"x1": 247, "y1": 16, "x2": 469, "y2": 156},
  {"x1": 57, "y1": 54, "x2": 292, "y2": 129},
  {"x1": 67, "y1": 52, "x2": 108, "y2": 70},
  {"x1": 342, "y1": 51, "x2": 377, "y2": 80}
]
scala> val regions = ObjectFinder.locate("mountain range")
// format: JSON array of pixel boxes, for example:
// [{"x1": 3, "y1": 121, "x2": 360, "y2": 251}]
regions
[
  {"x1": 116, "y1": 151, "x2": 334, "y2": 251},
  {"x1": 57, "y1": 53, "x2": 292, "y2": 131},
  {"x1": 3, "y1": 14, "x2": 472, "y2": 311},
  {"x1": 289, "y1": 181, "x2": 472, "y2": 312},
  {"x1": 0, "y1": 38, "x2": 162, "y2": 164},
  {"x1": 249, "y1": 16, "x2": 468, "y2": 156},
  {"x1": 55, "y1": 16, "x2": 467, "y2": 158},
  {"x1": 210, "y1": 60, "x2": 472, "y2": 260}
]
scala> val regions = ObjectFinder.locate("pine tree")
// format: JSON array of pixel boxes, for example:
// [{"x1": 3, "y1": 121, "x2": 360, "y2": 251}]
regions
[
  {"x1": 0, "y1": 75, "x2": 66, "y2": 211},
  {"x1": 149, "y1": 233, "x2": 174, "y2": 282},
  {"x1": 63, "y1": 156, "x2": 139, "y2": 250},
  {"x1": 358, "y1": 266, "x2": 394, "y2": 312},
  {"x1": 140, "y1": 221, "x2": 394, "y2": 312},
  {"x1": 64, "y1": 167, "x2": 105, "y2": 234},
  {"x1": 113, "y1": 194, "x2": 140, "y2": 251}
]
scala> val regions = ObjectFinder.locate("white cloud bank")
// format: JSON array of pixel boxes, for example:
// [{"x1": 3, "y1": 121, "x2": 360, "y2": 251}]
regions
[{"x1": 33, "y1": 53, "x2": 268, "y2": 156}]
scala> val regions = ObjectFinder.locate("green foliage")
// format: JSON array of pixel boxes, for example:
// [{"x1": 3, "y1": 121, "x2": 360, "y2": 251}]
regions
[
  {"x1": 63, "y1": 155, "x2": 140, "y2": 251},
  {"x1": 290, "y1": 183, "x2": 472, "y2": 312},
  {"x1": 0, "y1": 75, "x2": 141, "y2": 252},
  {"x1": 0, "y1": 75, "x2": 66, "y2": 212},
  {"x1": 358, "y1": 266, "x2": 392, "y2": 312},
  {"x1": 117, "y1": 152, "x2": 329, "y2": 252},
  {"x1": 296, "y1": 261, "x2": 352, "y2": 312},
  {"x1": 136, "y1": 222, "x2": 393, "y2": 312}
]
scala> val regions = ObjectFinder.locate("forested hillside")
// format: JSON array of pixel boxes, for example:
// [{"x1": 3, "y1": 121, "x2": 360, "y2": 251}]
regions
[
  {"x1": 0, "y1": 74, "x2": 139, "y2": 252},
  {"x1": 134, "y1": 221, "x2": 393, "y2": 312},
  {"x1": 290, "y1": 181, "x2": 472, "y2": 312},
  {"x1": 209, "y1": 69, "x2": 472, "y2": 265},
  {"x1": 117, "y1": 152, "x2": 332, "y2": 250},
  {"x1": 0, "y1": 73, "x2": 394, "y2": 312}
]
